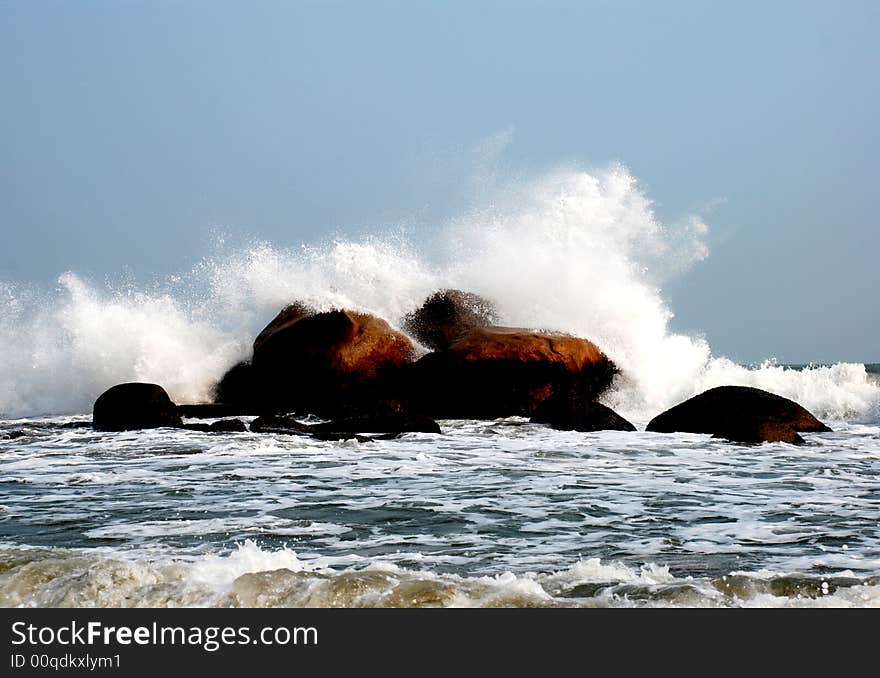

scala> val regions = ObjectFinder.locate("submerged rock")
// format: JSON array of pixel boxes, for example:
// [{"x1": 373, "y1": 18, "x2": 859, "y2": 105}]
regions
[
  {"x1": 310, "y1": 413, "x2": 441, "y2": 435},
  {"x1": 646, "y1": 385, "x2": 831, "y2": 444},
  {"x1": 248, "y1": 410, "x2": 437, "y2": 441},
  {"x1": 402, "y1": 289, "x2": 498, "y2": 351},
  {"x1": 209, "y1": 418, "x2": 248, "y2": 433},
  {"x1": 93, "y1": 383, "x2": 183, "y2": 432},
  {"x1": 249, "y1": 415, "x2": 313, "y2": 436},
  {"x1": 183, "y1": 419, "x2": 248, "y2": 433},
  {"x1": 407, "y1": 326, "x2": 617, "y2": 418},
  {"x1": 530, "y1": 391, "x2": 635, "y2": 432},
  {"x1": 711, "y1": 421, "x2": 804, "y2": 445},
  {"x1": 177, "y1": 403, "x2": 253, "y2": 418}
]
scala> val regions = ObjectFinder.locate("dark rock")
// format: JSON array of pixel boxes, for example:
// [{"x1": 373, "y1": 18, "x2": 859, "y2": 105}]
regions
[
  {"x1": 178, "y1": 403, "x2": 255, "y2": 418},
  {"x1": 93, "y1": 383, "x2": 183, "y2": 432},
  {"x1": 407, "y1": 327, "x2": 617, "y2": 418},
  {"x1": 252, "y1": 302, "x2": 314, "y2": 355},
  {"x1": 311, "y1": 413, "x2": 441, "y2": 435},
  {"x1": 183, "y1": 419, "x2": 248, "y2": 433},
  {"x1": 211, "y1": 361, "x2": 260, "y2": 410},
  {"x1": 181, "y1": 422, "x2": 213, "y2": 432},
  {"x1": 250, "y1": 309, "x2": 417, "y2": 414},
  {"x1": 711, "y1": 422, "x2": 805, "y2": 445},
  {"x1": 209, "y1": 418, "x2": 247, "y2": 433},
  {"x1": 402, "y1": 289, "x2": 499, "y2": 351},
  {"x1": 249, "y1": 415, "x2": 314, "y2": 436},
  {"x1": 530, "y1": 391, "x2": 635, "y2": 432},
  {"x1": 646, "y1": 385, "x2": 831, "y2": 445},
  {"x1": 59, "y1": 421, "x2": 93, "y2": 429}
]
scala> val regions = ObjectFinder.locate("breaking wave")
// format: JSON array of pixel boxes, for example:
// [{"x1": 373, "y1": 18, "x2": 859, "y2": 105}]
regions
[
  {"x1": 1, "y1": 164, "x2": 876, "y2": 423},
  {"x1": 2, "y1": 542, "x2": 877, "y2": 608}
]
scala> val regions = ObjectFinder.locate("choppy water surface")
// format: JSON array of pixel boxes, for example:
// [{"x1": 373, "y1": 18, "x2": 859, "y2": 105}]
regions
[{"x1": 1, "y1": 416, "x2": 878, "y2": 607}]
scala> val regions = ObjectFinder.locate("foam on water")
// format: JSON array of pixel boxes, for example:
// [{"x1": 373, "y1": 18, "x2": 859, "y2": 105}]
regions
[
  {"x1": 1, "y1": 164, "x2": 877, "y2": 422},
  {"x1": 2, "y1": 542, "x2": 878, "y2": 608}
]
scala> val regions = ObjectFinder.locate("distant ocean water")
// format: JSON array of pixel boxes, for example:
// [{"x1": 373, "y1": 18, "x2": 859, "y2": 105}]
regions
[{"x1": 1, "y1": 165, "x2": 877, "y2": 607}]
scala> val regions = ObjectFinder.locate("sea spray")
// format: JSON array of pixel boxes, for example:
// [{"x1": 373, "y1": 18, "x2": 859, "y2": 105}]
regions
[{"x1": 0, "y1": 164, "x2": 877, "y2": 422}]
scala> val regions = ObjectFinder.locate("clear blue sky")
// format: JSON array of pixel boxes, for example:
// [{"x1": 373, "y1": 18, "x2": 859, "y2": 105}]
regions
[{"x1": 1, "y1": 0, "x2": 877, "y2": 362}]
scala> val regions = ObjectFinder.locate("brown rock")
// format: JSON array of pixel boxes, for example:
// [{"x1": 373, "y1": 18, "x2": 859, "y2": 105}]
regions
[
  {"x1": 711, "y1": 421, "x2": 804, "y2": 445},
  {"x1": 408, "y1": 326, "x2": 617, "y2": 418},
  {"x1": 252, "y1": 302, "x2": 314, "y2": 355},
  {"x1": 646, "y1": 385, "x2": 831, "y2": 445},
  {"x1": 251, "y1": 309, "x2": 417, "y2": 413},
  {"x1": 402, "y1": 289, "x2": 498, "y2": 351}
]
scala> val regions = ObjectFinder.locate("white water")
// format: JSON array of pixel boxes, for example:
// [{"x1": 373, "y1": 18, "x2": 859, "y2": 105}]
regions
[{"x1": 1, "y1": 164, "x2": 877, "y2": 423}]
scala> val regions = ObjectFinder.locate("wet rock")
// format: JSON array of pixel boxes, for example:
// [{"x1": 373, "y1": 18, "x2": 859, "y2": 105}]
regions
[
  {"x1": 711, "y1": 421, "x2": 804, "y2": 445},
  {"x1": 646, "y1": 385, "x2": 831, "y2": 444},
  {"x1": 209, "y1": 418, "x2": 248, "y2": 433},
  {"x1": 530, "y1": 391, "x2": 635, "y2": 432},
  {"x1": 252, "y1": 302, "x2": 315, "y2": 355},
  {"x1": 402, "y1": 289, "x2": 498, "y2": 351},
  {"x1": 180, "y1": 422, "x2": 213, "y2": 432},
  {"x1": 178, "y1": 403, "x2": 254, "y2": 418},
  {"x1": 250, "y1": 309, "x2": 416, "y2": 414},
  {"x1": 311, "y1": 413, "x2": 441, "y2": 435},
  {"x1": 407, "y1": 327, "x2": 617, "y2": 418},
  {"x1": 183, "y1": 419, "x2": 248, "y2": 433},
  {"x1": 211, "y1": 361, "x2": 260, "y2": 410},
  {"x1": 249, "y1": 415, "x2": 314, "y2": 436},
  {"x1": 93, "y1": 383, "x2": 183, "y2": 432}
]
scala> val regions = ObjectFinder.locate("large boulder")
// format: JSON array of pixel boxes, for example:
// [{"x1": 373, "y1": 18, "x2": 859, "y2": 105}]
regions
[
  {"x1": 252, "y1": 302, "x2": 314, "y2": 355},
  {"x1": 646, "y1": 386, "x2": 831, "y2": 445},
  {"x1": 402, "y1": 289, "x2": 498, "y2": 351},
  {"x1": 211, "y1": 361, "x2": 259, "y2": 410},
  {"x1": 249, "y1": 309, "x2": 417, "y2": 413},
  {"x1": 93, "y1": 383, "x2": 182, "y2": 431},
  {"x1": 407, "y1": 327, "x2": 617, "y2": 418},
  {"x1": 530, "y1": 391, "x2": 635, "y2": 432}
]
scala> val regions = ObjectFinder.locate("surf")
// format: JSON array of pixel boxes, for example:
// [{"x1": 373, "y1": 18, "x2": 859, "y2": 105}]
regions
[{"x1": 1, "y1": 164, "x2": 877, "y2": 423}]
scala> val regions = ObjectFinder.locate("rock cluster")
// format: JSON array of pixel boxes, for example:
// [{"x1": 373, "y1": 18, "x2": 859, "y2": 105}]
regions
[{"x1": 91, "y1": 289, "x2": 831, "y2": 445}]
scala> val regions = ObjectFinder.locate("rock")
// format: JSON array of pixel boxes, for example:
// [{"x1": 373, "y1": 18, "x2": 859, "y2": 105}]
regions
[
  {"x1": 211, "y1": 362, "x2": 259, "y2": 410},
  {"x1": 93, "y1": 383, "x2": 183, "y2": 431},
  {"x1": 407, "y1": 327, "x2": 617, "y2": 418},
  {"x1": 180, "y1": 422, "x2": 212, "y2": 432},
  {"x1": 178, "y1": 403, "x2": 253, "y2": 418},
  {"x1": 711, "y1": 421, "x2": 804, "y2": 445},
  {"x1": 207, "y1": 419, "x2": 248, "y2": 433},
  {"x1": 252, "y1": 302, "x2": 314, "y2": 355},
  {"x1": 249, "y1": 404, "x2": 438, "y2": 440},
  {"x1": 530, "y1": 391, "x2": 635, "y2": 432},
  {"x1": 646, "y1": 386, "x2": 831, "y2": 444},
  {"x1": 181, "y1": 420, "x2": 247, "y2": 433},
  {"x1": 311, "y1": 413, "x2": 441, "y2": 435},
  {"x1": 402, "y1": 289, "x2": 499, "y2": 351},
  {"x1": 251, "y1": 309, "x2": 417, "y2": 413},
  {"x1": 249, "y1": 415, "x2": 313, "y2": 436}
]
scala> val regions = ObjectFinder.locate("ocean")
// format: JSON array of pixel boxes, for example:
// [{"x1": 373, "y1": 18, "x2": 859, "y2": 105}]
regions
[{"x1": 1, "y1": 166, "x2": 878, "y2": 608}]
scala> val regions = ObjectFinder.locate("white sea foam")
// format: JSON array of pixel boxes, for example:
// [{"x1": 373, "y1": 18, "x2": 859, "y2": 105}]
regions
[
  {"x1": 2, "y1": 543, "x2": 878, "y2": 608},
  {"x1": 1, "y1": 164, "x2": 877, "y2": 422}
]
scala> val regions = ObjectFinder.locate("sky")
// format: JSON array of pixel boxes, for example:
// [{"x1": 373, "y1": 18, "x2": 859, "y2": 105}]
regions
[{"x1": 1, "y1": 0, "x2": 878, "y2": 363}]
